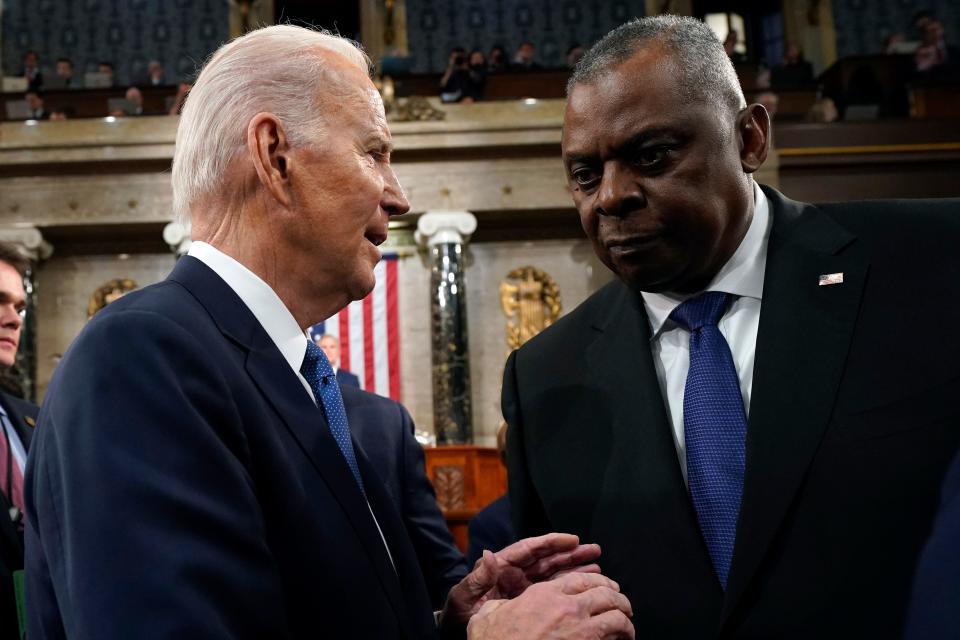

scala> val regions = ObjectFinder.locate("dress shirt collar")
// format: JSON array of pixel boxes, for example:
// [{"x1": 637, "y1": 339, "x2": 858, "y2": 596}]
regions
[
  {"x1": 642, "y1": 181, "x2": 771, "y2": 339},
  {"x1": 188, "y1": 241, "x2": 308, "y2": 376}
]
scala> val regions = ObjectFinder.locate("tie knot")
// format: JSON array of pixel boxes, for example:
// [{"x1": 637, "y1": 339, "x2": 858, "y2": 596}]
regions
[
  {"x1": 301, "y1": 340, "x2": 335, "y2": 386},
  {"x1": 669, "y1": 291, "x2": 730, "y2": 332}
]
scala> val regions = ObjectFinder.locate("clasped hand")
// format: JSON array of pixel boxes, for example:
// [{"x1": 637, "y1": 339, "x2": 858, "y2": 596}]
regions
[{"x1": 440, "y1": 533, "x2": 634, "y2": 639}]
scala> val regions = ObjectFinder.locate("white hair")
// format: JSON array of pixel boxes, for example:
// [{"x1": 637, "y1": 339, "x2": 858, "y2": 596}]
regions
[{"x1": 171, "y1": 25, "x2": 371, "y2": 223}]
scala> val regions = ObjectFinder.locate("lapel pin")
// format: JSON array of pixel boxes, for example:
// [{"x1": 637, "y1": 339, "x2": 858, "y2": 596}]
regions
[
  {"x1": 24, "y1": 416, "x2": 35, "y2": 428},
  {"x1": 819, "y1": 272, "x2": 844, "y2": 286}
]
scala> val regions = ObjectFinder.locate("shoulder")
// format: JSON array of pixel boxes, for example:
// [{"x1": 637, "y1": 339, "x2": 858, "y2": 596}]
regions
[
  {"x1": 512, "y1": 279, "x2": 629, "y2": 364},
  {"x1": 0, "y1": 390, "x2": 37, "y2": 419}
]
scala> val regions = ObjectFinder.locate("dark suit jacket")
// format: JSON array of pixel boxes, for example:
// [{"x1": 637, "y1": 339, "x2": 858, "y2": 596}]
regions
[
  {"x1": 904, "y1": 449, "x2": 960, "y2": 638},
  {"x1": 504, "y1": 187, "x2": 960, "y2": 639},
  {"x1": 466, "y1": 494, "x2": 515, "y2": 567},
  {"x1": 337, "y1": 368, "x2": 361, "y2": 388},
  {"x1": 0, "y1": 391, "x2": 35, "y2": 638},
  {"x1": 344, "y1": 387, "x2": 468, "y2": 608},
  {"x1": 25, "y1": 256, "x2": 437, "y2": 639}
]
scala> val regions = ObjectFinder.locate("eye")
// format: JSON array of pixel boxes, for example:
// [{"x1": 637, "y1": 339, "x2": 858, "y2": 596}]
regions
[
  {"x1": 570, "y1": 166, "x2": 601, "y2": 190},
  {"x1": 632, "y1": 146, "x2": 672, "y2": 169}
]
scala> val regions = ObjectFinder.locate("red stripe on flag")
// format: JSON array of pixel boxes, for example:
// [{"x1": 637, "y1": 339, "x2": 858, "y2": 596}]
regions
[
  {"x1": 387, "y1": 258, "x2": 401, "y2": 401},
  {"x1": 339, "y1": 312, "x2": 351, "y2": 371},
  {"x1": 363, "y1": 293, "x2": 375, "y2": 391}
]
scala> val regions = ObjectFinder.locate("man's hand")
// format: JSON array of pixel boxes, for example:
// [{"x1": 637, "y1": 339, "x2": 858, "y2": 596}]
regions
[
  {"x1": 466, "y1": 572, "x2": 635, "y2": 640},
  {"x1": 440, "y1": 533, "x2": 603, "y2": 633}
]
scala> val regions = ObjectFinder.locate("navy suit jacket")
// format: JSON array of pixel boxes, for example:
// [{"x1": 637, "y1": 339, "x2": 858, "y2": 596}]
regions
[
  {"x1": 337, "y1": 368, "x2": 361, "y2": 388},
  {"x1": 466, "y1": 494, "x2": 515, "y2": 567},
  {"x1": 25, "y1": 256, "x2": 437, "y2": 639},
  {"x1": 0, "y1": 391, "x2": 35, "y2": 637},
  {"x1": 343, "y1": 387, "x2": 468, "y2": 608},
  {"x1": 904, "y1": 449, "x2": 960, "y2": 638},
  {"x1": 506, "y1": 188, "x2": 960, "y2": 638}
]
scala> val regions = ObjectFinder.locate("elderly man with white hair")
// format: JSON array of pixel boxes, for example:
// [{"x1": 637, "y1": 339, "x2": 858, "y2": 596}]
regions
[{"x1": 24, "y1": 25, "x2": 634, "y2": 640}]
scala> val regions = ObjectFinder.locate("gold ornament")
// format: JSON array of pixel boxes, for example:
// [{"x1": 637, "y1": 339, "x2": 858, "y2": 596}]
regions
[{"x1": 499, "y1": 266, "x2": 561, "y2": 352}]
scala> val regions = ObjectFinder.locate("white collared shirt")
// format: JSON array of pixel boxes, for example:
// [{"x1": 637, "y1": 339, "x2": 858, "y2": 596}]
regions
[
  {"x1": 641, "y1": 181, "x2": 772, "y2": 482},
  {"x1": 187, "y1": 242, "x2": 396, "y2": 568},
  {"x1": 188, "y1": 241, "x2": 316, "y2": 403}
]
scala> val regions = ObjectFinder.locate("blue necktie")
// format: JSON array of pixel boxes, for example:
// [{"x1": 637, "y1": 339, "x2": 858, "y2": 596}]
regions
[
  {"x1": 670, "y1": 291, "x2": 746, "y2": 589},
  {"x1": 300, "y1": 341, "x2": 365, "y2": 494}
]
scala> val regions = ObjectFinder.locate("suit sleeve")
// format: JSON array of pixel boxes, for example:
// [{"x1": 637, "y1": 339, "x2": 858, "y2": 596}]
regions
[
  {"x1": 502, "y1": 350, "x2": 552, "y2": 538},
  {"x1": 25, "y1": 309, "x2": 288, "y2": 639},
  {"x1": 396, "y1": 402, "x2": 469, "y2": 609}
]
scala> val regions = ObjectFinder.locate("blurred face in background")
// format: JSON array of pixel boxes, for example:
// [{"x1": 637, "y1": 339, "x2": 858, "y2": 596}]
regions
[
  {"x1": 0, "y1": 261, "x2": 25, "y2": 368},
  {"x1": 318, "y1": 336, "x2": 340, "y2": 368}
]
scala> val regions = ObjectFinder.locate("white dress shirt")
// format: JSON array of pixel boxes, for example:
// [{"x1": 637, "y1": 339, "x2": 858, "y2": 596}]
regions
[
  {"x1": 187, "y1": 241, "x2": 395, "y2": 567},
  {"x1": 641, "y1": 182, "x2": 771, "y2": 482}
]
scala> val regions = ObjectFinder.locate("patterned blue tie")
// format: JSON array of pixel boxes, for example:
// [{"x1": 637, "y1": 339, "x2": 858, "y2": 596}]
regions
[
  {"x1": 300, "y1": 341, "x2": 365, "y2": 494},
  {"x1": 670, "y1": 291, "x2": 746, "y2": 589}
]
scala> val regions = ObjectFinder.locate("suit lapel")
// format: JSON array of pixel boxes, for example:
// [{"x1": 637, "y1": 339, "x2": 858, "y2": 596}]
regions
[
  {"x1": 170, "y1": 257, "x2": 415, "y2": 634},
  {"x1": 722, "y1": 188, "x2": 868, "y2": 623},
  {"x1": 585, "y1": 283, "x2": 720, "y2": 592},
  {"x1": 0, "y1": 394, "x2": 33, "y2": 562}
]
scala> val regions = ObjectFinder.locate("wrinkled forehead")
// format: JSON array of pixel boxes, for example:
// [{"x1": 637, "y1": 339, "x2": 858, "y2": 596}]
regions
[{"x1": 563, "y1": 49, "x2": 685, "y2": 145}]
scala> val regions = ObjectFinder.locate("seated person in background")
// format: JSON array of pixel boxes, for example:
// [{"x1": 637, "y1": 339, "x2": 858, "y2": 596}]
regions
[
  {"x1": 316, "y1": 334, "x2": 360, "y2": 388},
  {"x1": 48, "y1": 106, "x2": 73, "y2": 121},
  {"x1": 21, "y1": 50, "x2": 43, "y2": 91},
  {"x1": 915, "y1": 19, "x2": 956, "y2": 73},
  {"x1": 511, "y1": 41, "x2": 540, "y2": 70},
  {"x1": 98, "y1": 61, "x2": 116, "y2": 87},
  {"x1": 488, "y1": 44, "x2": 507, "y2": 72},
  {"x1": 440, "y1": 47, "x2": 483, "y2": 103},
  {"x1": 346, "y1": 387, "x2": 469, "y2": 608},
  {"x1": 771, "y1": 42, "x2": 814, "y2": 87},
  {"x1": 125, "y1": 87, "x2": 145, "y2": 115},
  {"x1": 145, "y1": 60, "x2": 166, "y2": 86},
  {"x1": 54, "y1": 57, "x2": 78, "y2": 88},
  {"x1": 467, "y1": 49, "x2": 488, "y2": 94},
  {"x1": 25, "y1": 91, "x2": 47, "y2": 120},
  {"x1": 467, "y1": 423, "x2": 516, "y2": 567}
]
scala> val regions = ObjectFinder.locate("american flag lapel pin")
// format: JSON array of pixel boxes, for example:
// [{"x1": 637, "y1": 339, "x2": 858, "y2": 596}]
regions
[{"x1": 819, "y1": 272, "x2": 844, "y2": 286}]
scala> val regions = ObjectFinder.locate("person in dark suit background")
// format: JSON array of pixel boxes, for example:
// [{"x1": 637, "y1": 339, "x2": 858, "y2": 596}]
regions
[
  {"x1": 467, "y1": 423, "x2": 516, "y2": 567},
  {"x1": 505, "y1": 15, "x2": 960, "y2": 639},
  {"x1": 343, "y1": 385, "x2": 469, "y2": 608},
  {"x1": 903, "y1": 449, "x2": 960, "y2": 638},
  {"x1": 26, "y1": 24, "x2": 633, "y2": 640},
  {"x1": 0, "y1": 242, "x2": 37, "y2": 638},
  {"x1": 317, "y1": 333, "x2": 360, "y2": 388}
]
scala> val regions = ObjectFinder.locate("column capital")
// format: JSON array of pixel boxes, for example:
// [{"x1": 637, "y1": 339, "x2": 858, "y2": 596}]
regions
[
  {"x1": 163, "y1": 220, "x2": 192, "y2": 256},
  {"x1": 0, "y1": 225, "x2": 53, "y2": 261},
  {"x1": 415, "y1": 210, "x2": 477, "y2": 247}
]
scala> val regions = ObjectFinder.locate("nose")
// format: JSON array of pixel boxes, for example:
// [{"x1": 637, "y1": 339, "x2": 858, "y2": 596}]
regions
[
  {"x1": 0, "y1": 304, "x2": 21, "y2": 331},
  {"x1": 382, "y1": 165, "x2": 411, "y2": 217},
  {"x1": 594, "y1": 162, "x2": 646, "y2": 218}
]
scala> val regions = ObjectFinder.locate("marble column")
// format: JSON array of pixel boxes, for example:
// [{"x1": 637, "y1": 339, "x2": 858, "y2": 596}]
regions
[
  {"x1": 416, "y1": 211, "x2": 477, "y2": 444},
  {"x1": 0, "y1": 226, "x2": 53, "y2": 403}
]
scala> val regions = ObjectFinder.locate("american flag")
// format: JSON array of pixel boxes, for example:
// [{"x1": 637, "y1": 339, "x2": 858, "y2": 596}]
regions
[{"x1": 308, "y1": 254, "x2": 401, "y2": 400}]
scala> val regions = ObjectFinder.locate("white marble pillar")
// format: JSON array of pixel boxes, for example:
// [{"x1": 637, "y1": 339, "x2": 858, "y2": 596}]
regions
[{"x1": 415, "y1": 211, "x2": 477, "y2": 444}]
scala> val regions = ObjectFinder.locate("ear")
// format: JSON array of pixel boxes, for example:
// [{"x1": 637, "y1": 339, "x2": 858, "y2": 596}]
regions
[
  {"x1": 737, "y1": 103, "x2": 770, "y2": 174},
  {"x1": 247, "y1": 112, "x2": 292, "y2": 208}
]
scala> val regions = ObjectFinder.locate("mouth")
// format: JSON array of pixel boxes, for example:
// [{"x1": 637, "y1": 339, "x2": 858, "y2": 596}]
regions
[
  {"x1": 364, "y1": 228, "x2": 388, "y2": 247},
  {"x1": 605, "y1": 235, "x2": 661, "y2": 256},
  {"x1": 0, "y1": 338, "x2": 16, "y2": 349}
]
